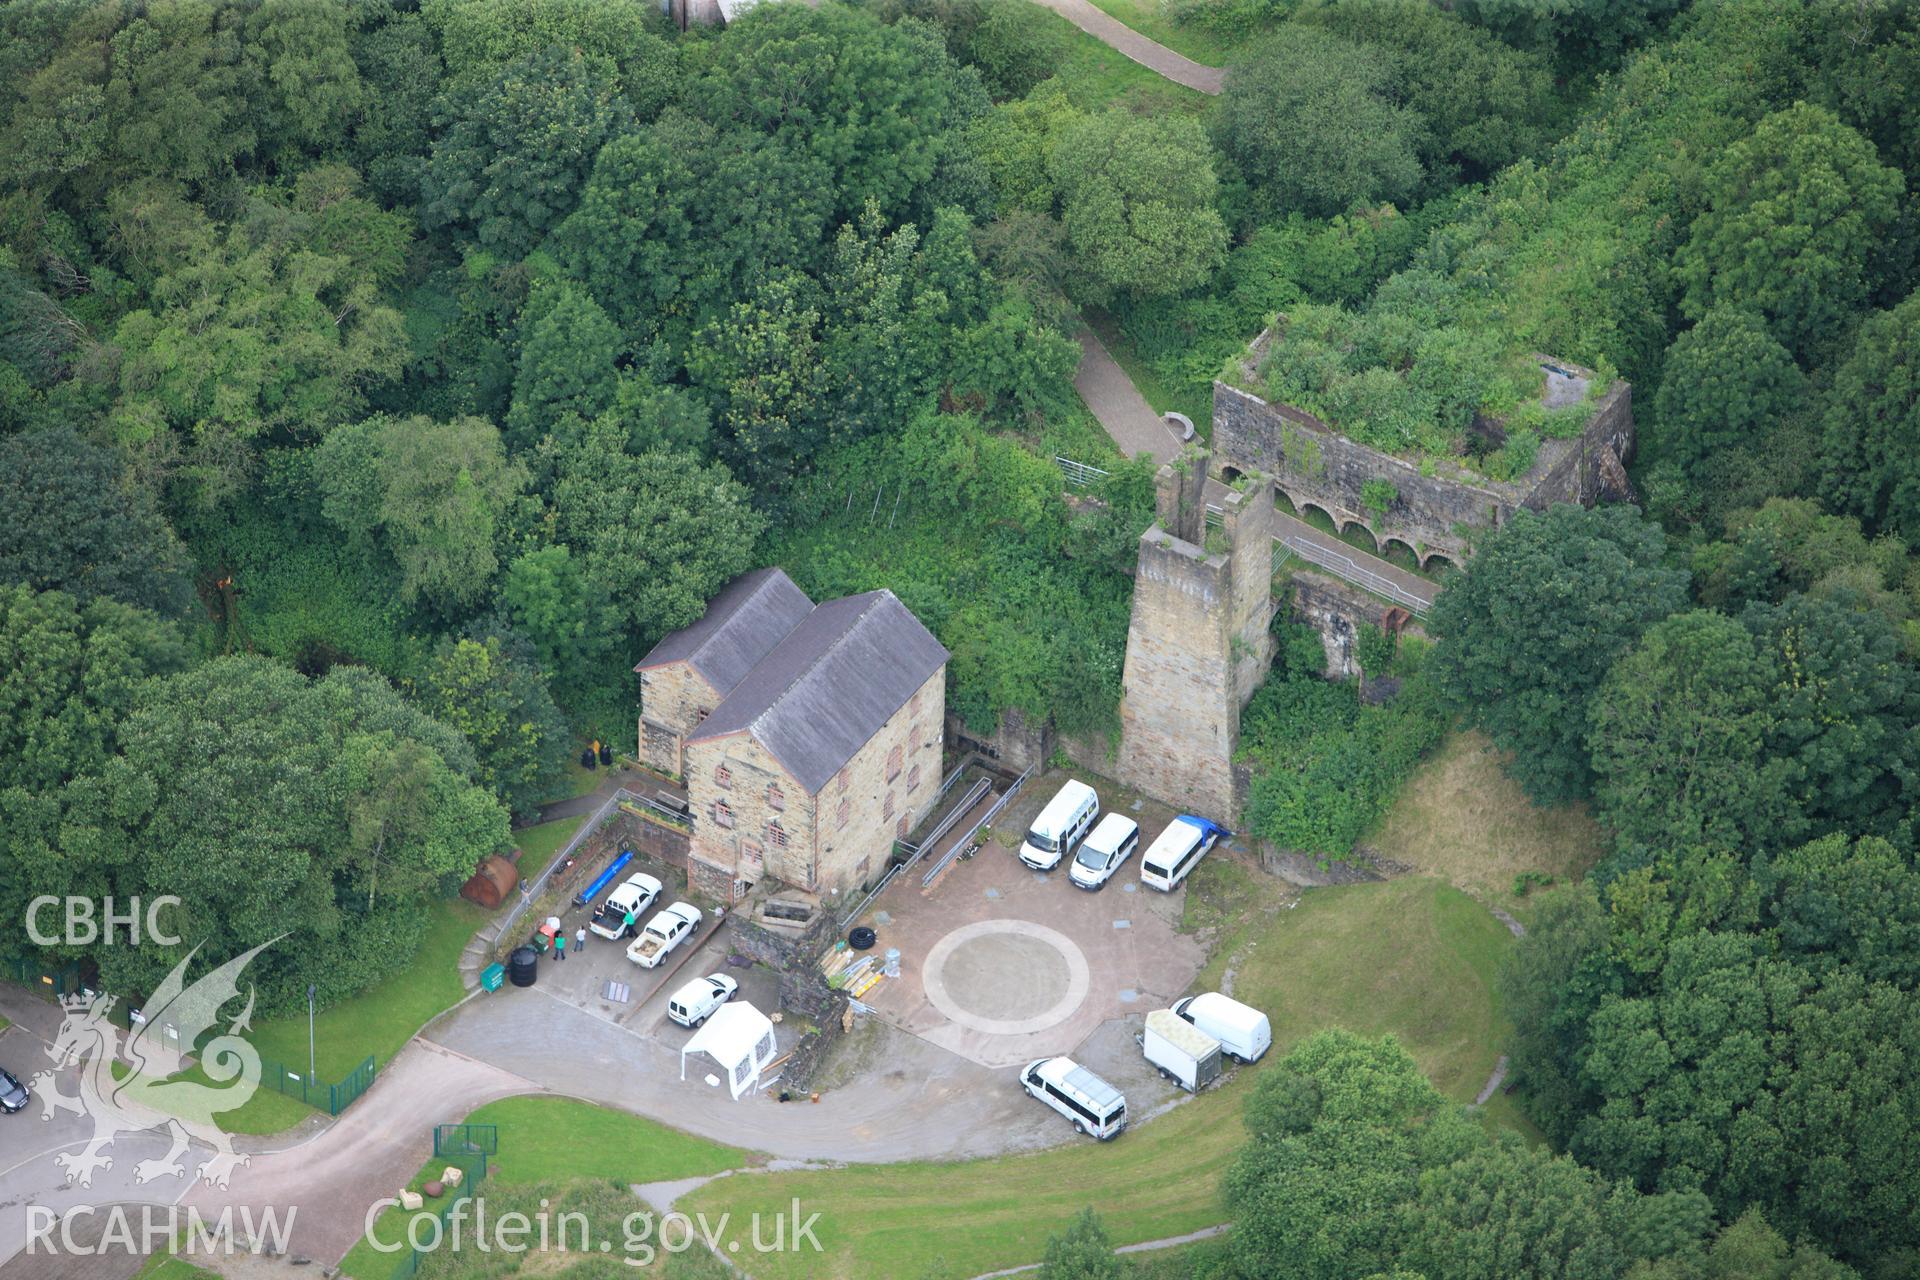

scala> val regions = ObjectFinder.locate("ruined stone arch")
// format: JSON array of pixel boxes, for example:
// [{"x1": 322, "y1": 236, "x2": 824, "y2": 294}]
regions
[
  {"x1": 1382, "y1": 537, "x2": 1420, "y2": 571},
  {"x1": 1422, "y1": 552, "x2": 1460, "y2": 576},
  {"x1": 1298, "y1": 502, "x2": 1340, "y2": 536},
  {"x1": 1339, "y1": 521, "x2": 1381, "y2": 555}
]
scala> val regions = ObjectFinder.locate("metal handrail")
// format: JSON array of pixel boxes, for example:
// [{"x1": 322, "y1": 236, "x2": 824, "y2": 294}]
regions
[
  {"x1": 1276, "y1": 534, "x2": 1434, "y2": 615},
  {"x1": 923, "y1": 763, "x2": 1033, "y2": 887}
]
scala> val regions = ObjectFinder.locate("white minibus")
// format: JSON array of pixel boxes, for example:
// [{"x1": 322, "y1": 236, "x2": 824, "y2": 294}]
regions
[{"x1": 1019, "y1": 780, "x2": 1099, "y2": 871}]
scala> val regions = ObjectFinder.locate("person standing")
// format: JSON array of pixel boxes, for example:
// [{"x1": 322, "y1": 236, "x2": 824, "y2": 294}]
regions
[
  {"x1": 554, "y1": 930, "x2": 568, "y2": 961},
  {"x1": 575, "y1": 924, "x2": 587, "y2": 954},
  {"x1": 622, "y1": 908, "x2": 637, "y2": 938}
]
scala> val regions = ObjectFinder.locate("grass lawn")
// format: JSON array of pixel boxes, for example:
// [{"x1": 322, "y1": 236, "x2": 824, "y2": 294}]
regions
[
  {"x1": 1081, "y1": 0, "x2": 1245, "y2": 66},
  {"x1": 1035, "y1": 4, "x2": 1208, "y2": 113},
  {"x1": 512, "y1": 813, "x2": 587, "y2": 881},
  {"x1": 338, "y1": 1096, "x2": 750, "y2": 1280},
  {"x1": 541, "y1": 757, "x2": 606, "y2": 806},
  {"x1": 0, "y1": 1014, "x2": 11, "y2": 1034},
  {"x1": 1367, "y1": 730, "x2": 1609, "y2": 924},
  {"x1": 195, "y1": 893, "x2": 491, "y2": 1135},
  {"x1": 683, "y1": 875, "x2": 1515, "y2": 1280}
]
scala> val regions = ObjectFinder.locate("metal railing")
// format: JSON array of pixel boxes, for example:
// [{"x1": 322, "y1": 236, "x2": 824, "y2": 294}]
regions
[
  {"x1": 1275, "y1": 532, "x2": 1434, "y2": 615},
  {"x1": 1055, "y1": 456, "x2": 1111, "y2": 489},
  {"x1": 493, "y1": 788, "x2": 647, "y2": 946},
  {"x1": 923, "y1": 764, "x2": 1033, "y2": 887}
]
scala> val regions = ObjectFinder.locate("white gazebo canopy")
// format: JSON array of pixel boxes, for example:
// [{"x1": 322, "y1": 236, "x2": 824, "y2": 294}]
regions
[{"x1": 679, "y1": 1001, "x2": 778, "y2": 1100}]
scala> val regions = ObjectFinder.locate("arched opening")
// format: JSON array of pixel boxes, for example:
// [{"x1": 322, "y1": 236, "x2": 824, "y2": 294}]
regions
[
  {"x1": 1219, "y1": 465, "x2": 1245, "y2": 486},
  {"x1": 1298, "y1": 503, "x2": 1339, "y2": 537},
  {"x1": 1338, "y1": 521, "x2": 1381, "y2": 556},
  {"x1": 1271, "y1": 488, "x2": 1298, "y2": 518},
  {"x1": 1382, "y1": 538, "x2": 1420, "y2": 574},
  {"x1": 1422, "y1": 552, "x2": 1460, "y2": 579}
]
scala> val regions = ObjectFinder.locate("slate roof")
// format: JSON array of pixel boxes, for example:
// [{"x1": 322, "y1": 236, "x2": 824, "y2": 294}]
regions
[
  {"x1": 686, "y1": 590, "x2": 949, "y2": 794},
  {"x1": 634, "y1": 567, "x2": 816, "y2": 698}
]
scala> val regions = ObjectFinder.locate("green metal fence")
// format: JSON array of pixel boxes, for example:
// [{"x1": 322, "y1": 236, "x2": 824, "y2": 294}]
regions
[
  {"x1": 388, "y1": 1144, "x2": 492, "y2": 1279},
  {"x1": 254, "y1": 1052, "x2": 377, "y2": 1116},
  {"x1": 6, "y1": 955, "x2": 83, "y2": 994}
]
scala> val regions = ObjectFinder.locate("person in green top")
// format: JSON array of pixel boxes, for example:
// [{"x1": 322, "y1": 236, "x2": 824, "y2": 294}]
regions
[
  {"x1": 554, "y1": 930, "x2": 567, "y2": 961},
  {"x1": 623, "y1": 909, "x2": 637, "y2": 936}
]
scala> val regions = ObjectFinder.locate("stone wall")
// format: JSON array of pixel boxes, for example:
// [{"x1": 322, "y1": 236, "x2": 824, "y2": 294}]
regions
[
  {"x1": 725, "y1": 901, "x2": 849, "y2": 1093},
  {"x1": 635, "y1": 662, "x2": 717, "y2": 777},
  {"x1": 1213, "y1": 371, "x2": 1634, "y2": 567},
  {"x1": 1287, "y1": 571, "x2": 1427, "y2": 680},
  {"x1": 1112, "y1": 457, "x2": 1275, "y2": 826},
  {"x1": 683, "y1": 667, "x2": 944, "y2": 904},
  {"x1": 947, "y1": 704, "x2": 1053, "y2": 773}
]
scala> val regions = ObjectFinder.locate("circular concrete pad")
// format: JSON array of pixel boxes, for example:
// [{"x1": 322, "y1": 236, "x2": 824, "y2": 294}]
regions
[{"x1": 922, "y1": 919, "x2": 1090, "y2": 1036}]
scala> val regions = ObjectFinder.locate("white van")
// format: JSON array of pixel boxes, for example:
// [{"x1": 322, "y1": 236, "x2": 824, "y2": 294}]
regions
[
  {"x1": 1019, "y1": 780, "x2": 1099, "y2": 871},
  {"x1": 1020, "y1": 1056, "x2": 1127, "y2": 1139},
  {"x1": 666, "y1": 974, "x2": 739, "y2": 1028},
  {"x1": 1069, "y1": 813, "x2": 1140, "y2": 890},
  {"x1": 1140, "y1": 816, "x2": 1227, "y2": 892},
  {"x1": 1173, "y1": 992, "x2": 1272, "y2": 1063}
]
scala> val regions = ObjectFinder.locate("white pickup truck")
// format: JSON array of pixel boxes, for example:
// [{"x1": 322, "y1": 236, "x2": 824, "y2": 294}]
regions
[
  {"x1": 590, "y1": 873, "x2": 663, "y2": 940},
  {"x1": 626, "y1": 902, "x2": 703, "y2": 968}
]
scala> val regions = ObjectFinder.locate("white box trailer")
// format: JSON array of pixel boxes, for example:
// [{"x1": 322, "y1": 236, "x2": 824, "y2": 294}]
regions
[{"x1": 1142, "y1": 1008, "x2": 1222, "y2": 1092}]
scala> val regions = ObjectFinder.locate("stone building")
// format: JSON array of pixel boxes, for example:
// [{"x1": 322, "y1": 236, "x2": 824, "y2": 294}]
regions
[
  {"x1": 1112, "y1": 450, "x2": 1275, "y2": 826},
  {"x1": 1215, "y1": 330, "x2": 1635, "y2": 571},
  {"x1": 635, "y1": 570, "x2": 948, "y2": 904}
]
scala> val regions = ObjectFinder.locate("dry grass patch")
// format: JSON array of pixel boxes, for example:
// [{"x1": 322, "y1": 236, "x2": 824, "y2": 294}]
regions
[{"x1": 1366, "y1": 731, "x2": 1608, "y2": 922}]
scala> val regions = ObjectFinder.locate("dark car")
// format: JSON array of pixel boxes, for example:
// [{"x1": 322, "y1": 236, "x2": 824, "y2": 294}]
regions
[{"x1": 0, "y1": 1069, "x2": 29, "y2": 1114}]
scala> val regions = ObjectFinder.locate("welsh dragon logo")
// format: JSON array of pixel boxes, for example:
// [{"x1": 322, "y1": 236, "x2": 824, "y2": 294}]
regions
[{"x1": 31, "y1": 939, "x2": 280, "y2": 1189}]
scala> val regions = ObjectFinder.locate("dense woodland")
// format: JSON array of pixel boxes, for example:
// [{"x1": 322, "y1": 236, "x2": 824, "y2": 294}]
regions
[{"x1": 3, "y1": 0, "x2": 1920, "y2": 1277}]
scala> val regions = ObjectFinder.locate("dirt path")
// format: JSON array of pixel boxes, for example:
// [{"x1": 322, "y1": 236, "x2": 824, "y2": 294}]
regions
[{"x1": 1029, "y1": 0, "x2": 1224, "y2": 94}]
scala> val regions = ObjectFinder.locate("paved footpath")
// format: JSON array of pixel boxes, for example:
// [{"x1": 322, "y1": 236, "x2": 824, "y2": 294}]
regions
[
  {"x1": 1072, "y1": 331, "x2": 1187, "y2": 465},
  {"x1": 1031, "y1": 0, "x2": 1225, "y2": 94}
]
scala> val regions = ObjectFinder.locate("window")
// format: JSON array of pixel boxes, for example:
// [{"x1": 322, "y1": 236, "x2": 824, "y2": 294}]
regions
[
  {"x1": 767, "y1": 822, "x2": 789, "y2": 850},
  {"x1": 896, "y1": 815, "x2": 909, "y2": 840},
  {"x1": 907, "y1": 764, "x2": 922, "y2": 790},
  {"x1": 886, "y1": 744, "x2": 904, "y2": 781},
  {"x1": 883, "y1": 791, "x2": 895, "y2": 821},
  {"x1": 713, "y1": 764, "x2": 733, "y2": 790},
  {"x1": 766, "y1": 783, "x2": 785, "y2": 811},
  {"x1": 838, "y1": 770, "x2": 848, "y2": 793},
  {"x1": 741, "y1": 839, "x2": 764, "y2": 871},
  {"x1": 836, "y1": 796, "x2": 850, "y2": 828},
  {"x1": 911, "y1": 690, "x2": 923, "y2": 714},
  {"x1": 712, "y1": 800, "x2": 735, "y2": 829}
]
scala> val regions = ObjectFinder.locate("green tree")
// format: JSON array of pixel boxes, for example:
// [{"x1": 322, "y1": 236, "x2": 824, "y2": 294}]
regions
[
  {"x1": 424, "y1": 0, "x2": 679, "y2": 118},
  {"x1": 1427, "y1": 504, "x2": 1690, "y2": 803},
  {"x1": 688, "y1": 3, "x2": 981, "y2": 227},
  {"x1": 1651, "y1": 307, "x2": 1806, "y2": 478},
  {"x1": 1588, "y1": 611, "x2": 1788, "y2": 860},
  {"x1": 969, "y1": 80, "x2": 1083, "y2": 217},
  {"x1": 688, "y1": 271, "x2": 827, "y2": 491},
  {"x1": 1037, "y1": 1208, "x2": 1120, "y2": 1280},
  {"x1": 1675, "y1": 103, "x2": 1902, "y2": 360},
  {"x1": 968, "y1": 2, "x2": 1064, "y2": 100},
  {"x1": 55, "y1": 656, "x2": 508, "y2": 1013},
  {"x1": 103, "y1": 0, "x2": 254, "y2": 187},
  {"x1": 1303, "y1": 1, "x2": 1556, "y2": 183},
  {"x1": 108, "y1": 187, "x2": 410, "y2": 504},
  {"x1": 1400, "y1": 1134, "x2": 1634, "y2": 1280},
  {"x1": 1048, "y1": 110, "x2": 1228, "y2": 304},
  {"x1": 498, "y1": 545, "x2": 618, "y2": 694},
  {"x1": 423, "y1": 44, "x2": 635, "y2": 257},
  {"x1": 1215, "y1": 27, "x2": 1424, "y2": 219},
  {"x1": 313, "y1": 413, "x2": 529, "y2": 613},
  {"x1": 1818, "y1": 290, "x2": 1920, "y2": 544},
  {"x1": 241, "y1": 0, "x2": 364, "y2": 163},
  {"x1": 507, "y1": 283, "x2": 623, "y2": 449},
  {"x1": 0, "y1": 427, "x2": 193, "y2": 616},
  {"x1": 413, "y1": 634, "x2": 568, "y2": 819},
  {"x1": 0, "y1": 586, "x2": 188, "y2": 795},
  {"x1": 549, "y1": 423, "x2": 766, "y2": 646}
]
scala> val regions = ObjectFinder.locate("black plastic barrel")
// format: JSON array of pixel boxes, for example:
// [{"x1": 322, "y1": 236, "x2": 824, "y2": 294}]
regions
[
  {"x1": 508, "y1": 945, "x2": 539, "y2": 987},
  {"x1": 598, "y1": 743, "x2": 614, "y2": 766},
  {"x1": 580, "y1": 748, "x2": 597, "y2": 769}
]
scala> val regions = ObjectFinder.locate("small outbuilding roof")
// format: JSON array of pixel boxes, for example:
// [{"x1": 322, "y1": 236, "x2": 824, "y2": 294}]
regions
[
  {"x1": 687, "y1": 590, "x2": 949, "y2": 794},
  {"x1": 634, "y1": 567, "x2": 816, "y2": 699}
]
